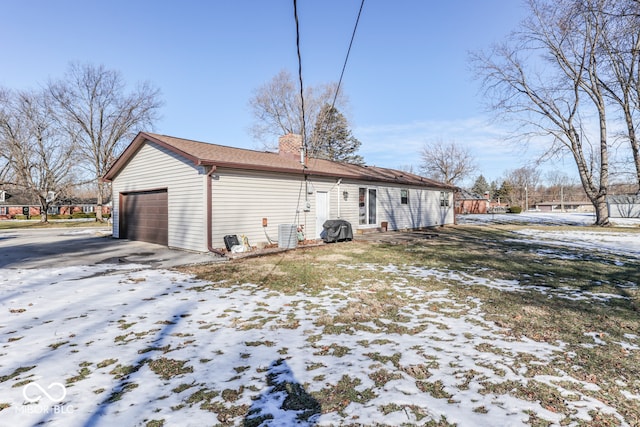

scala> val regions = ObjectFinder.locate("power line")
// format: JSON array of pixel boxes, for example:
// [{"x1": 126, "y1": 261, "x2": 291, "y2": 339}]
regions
[
  {"x1": 309, "y1": 0, "x2": 366, "y2": 159},
  {"x1": 292, "y1": 0, "x2": 307, "y2": 153},
  {"x1": 332, "y1": 0, "x2": 365, "y2": 111}
]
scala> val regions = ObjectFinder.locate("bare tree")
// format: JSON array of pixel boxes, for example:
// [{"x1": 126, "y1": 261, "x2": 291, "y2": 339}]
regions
[
  {"x1": 419, "y1": 139, "x2": 477, "y2": 186},
  {"x1": 248, "y1": 69, "x2": 349, "y2": 152},
  {"x1": 0, "y1": 88, "x2": 14, "y2": 185},
  {"x1": 473, "y1": 0, "x2": 615, "y2": 225},
  {"x1": 0, "y1": 89, "x2": 77, "y2": 222},
  {"x1": 596, "y1": 0, "x2": 640, "y2": 191},
  {"x1": 48, "y1": 62, "x2": 162, "y2": 221},
  {"x1": 505, "y1": 166, "x2": 541, "y2": 209}
]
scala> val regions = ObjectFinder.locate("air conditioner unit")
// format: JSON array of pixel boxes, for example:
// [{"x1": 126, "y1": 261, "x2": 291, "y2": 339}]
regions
[{"x1": 278, "y1": 224, "x2": 298, "y2": 249}]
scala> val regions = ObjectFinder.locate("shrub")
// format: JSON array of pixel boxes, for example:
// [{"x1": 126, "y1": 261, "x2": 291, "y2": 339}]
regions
[
  {"x1": 14, "y1": 214, "x2": 42, "y2": 220},
  {"x1": 48, "y1": 214, "x2": 73, "y2": 220},
  {"x1": 71, "y1": 212, "x2": 97, "y2": 219},
  {"x1": 508, "y1": 206, "x2": 522, "y2": 214}
]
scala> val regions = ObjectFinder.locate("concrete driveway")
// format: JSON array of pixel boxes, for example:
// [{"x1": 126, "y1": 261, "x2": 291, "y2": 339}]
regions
[{"x1": 0, "y1": 227, "x2": 222, "y2": 269}]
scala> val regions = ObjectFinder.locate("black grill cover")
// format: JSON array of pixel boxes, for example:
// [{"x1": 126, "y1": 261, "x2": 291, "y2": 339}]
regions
[{"x1": 321, "y1": 220, "x2": 353, "y2": 243}]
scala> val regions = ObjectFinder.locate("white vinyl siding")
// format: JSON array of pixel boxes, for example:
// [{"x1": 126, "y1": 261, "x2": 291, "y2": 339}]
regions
[
  {"x1": 375, "y1": 185, "x2": 453, "y2": 229},
  {"x1": 211, "y1": 170, "x2": 338, "y2": 247},
  {"x1": 332, "y1": 183, "x2": 454, "y2": 231},
  {"x1": 111, "y1": 142, "x2": 207, "y2": 252}
]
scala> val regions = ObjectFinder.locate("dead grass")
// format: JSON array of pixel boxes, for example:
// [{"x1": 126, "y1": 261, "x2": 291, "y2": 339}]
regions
[{"x1": 179, "y1": 224, "x2": 640, "y2": 425}]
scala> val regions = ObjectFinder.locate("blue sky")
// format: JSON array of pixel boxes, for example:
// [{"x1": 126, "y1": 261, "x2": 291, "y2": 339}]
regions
[{"x1": 1, "y1": 0, "x2": 568, "y2": 184}]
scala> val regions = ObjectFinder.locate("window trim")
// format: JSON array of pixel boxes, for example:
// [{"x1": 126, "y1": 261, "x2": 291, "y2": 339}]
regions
[{"x1": 400, "y1": 189, "x2": 408, "y2": 205}]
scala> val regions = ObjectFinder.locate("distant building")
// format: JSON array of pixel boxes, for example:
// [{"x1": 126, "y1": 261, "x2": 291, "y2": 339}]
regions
[
  {"x1": 455, "y1": 190, "x2": 489, "y2": 214},
  {"x1": 534, "y1": 201, "x2": 594, "y2": 213},
  {"x1": 607, "y1": 194, "x2": 640, "y2": 218},
  {"x1": 0, "y1": 189, "x2": 110, "y2": 220}
]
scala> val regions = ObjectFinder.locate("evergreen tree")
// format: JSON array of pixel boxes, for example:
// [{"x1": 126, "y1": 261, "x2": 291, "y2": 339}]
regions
[
  {"x1": 471, "y1": 175, "x2": 490, "y2": 196},
  {"x1": 489, "y1": 180, "x2": 500, "y2": 200},
  {"x1": 310, "y1": 104, "x2": 364, "y2": 165},
  {"x1": 496, "y1": 180, "x2": 514, "y2": 204}
]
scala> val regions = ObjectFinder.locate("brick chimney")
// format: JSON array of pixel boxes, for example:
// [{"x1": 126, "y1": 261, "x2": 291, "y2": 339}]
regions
[{"x1": 278, "y1": 133, "x2": 304, "y2": 162}]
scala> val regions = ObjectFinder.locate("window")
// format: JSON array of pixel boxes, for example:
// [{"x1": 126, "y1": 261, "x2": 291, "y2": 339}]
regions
[
  {"x1": 47, "y1": 206, "x2": 60, "y2": 215},
  {"x1": 0, "y1": 191, "x2": 5, "y2": 202},
  {"x1": 82, "y1": 205, "x2": 95, "y2": 213},
  {"x1": 0, "y1": 206, "x2": 7, "y2": 215},
  {"x1": 401, "y1": 189, "x2": 408, "y2": 205},
  {"x1": 359, "y1": 188, "x2": 377, "y2": 225},
  {"x1": 440, "y1": 191, "x2": 450, "y2": 207}
]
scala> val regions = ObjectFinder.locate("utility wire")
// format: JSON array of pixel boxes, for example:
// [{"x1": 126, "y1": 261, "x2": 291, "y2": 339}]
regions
[
  {"x1": 293, "y1": 0, "x2": 307, "y2": 154},
  {"x1": 309, "y1": 0, "x2": 366, "y2": 159},
  {"x1": 290, "y1": 0, "x2": 365, "y2": 239},
  {"x1": 332, "y1": 0, "x2": 365, "y2": 111}
]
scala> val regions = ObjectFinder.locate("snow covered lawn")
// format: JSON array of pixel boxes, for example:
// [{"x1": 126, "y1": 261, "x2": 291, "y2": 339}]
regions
[{"x1": 1, "y1": 214, "x2": 638, "y2": 426}]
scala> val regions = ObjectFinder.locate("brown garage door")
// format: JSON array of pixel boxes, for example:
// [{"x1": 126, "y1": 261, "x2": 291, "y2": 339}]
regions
[{"x1": 120, "y1": 189, "x2": 168, "y2": 245}]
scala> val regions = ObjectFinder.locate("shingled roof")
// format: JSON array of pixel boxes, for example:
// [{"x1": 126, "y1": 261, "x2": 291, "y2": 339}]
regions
[{"x1": 104, "y1": 132, "x2": 456, "y2": 190}]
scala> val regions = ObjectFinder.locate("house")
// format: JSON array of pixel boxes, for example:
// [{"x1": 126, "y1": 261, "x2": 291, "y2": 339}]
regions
[
  {"x1": 0, "y1": 189, "x2": 110, "y2": 220},
  {"x1": 607, "y1": 194, "x2": 640, "y2": 218},
  {"x1": 534, "y1": 200, "x2": 594, "y2": 213},
  {"x1": 49, "y1": 197, "x2": 112, "y2": 217},
  {"x1": 0, "y1": 189, "x2": 40, "y2": 219},
  {"x1": 102, "y1": 132, "x2": 457, "y2": 253},
  {"x1": 455, "y1": 190, "x2": 489, "y2": 214}
]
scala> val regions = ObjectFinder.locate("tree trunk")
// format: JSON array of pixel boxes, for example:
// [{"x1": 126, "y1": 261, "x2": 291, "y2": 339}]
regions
[
  {"x1": 96, "y1": 180, "x2": 104, "y2": 222},
  {"x1": 593, "y1": 194, "x2": 609, "y2": 226},
  {"x1": 40, "y1": 199, "x2": 49, "y2": 223},
  {"x1": 624, "y1": 108, "x2": 640, "y2": 190}
]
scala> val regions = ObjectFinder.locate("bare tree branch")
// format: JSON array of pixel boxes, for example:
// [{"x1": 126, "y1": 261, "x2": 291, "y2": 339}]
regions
[
  {"x1": 48, "y1": 62, "x2": 163, "y2": 221},
  {"x1": 419, "y1": 139, "x2": 477, "y2": 186},
  {"x1": 248, "y1": 69, "x2": 349, "y2": 152}
]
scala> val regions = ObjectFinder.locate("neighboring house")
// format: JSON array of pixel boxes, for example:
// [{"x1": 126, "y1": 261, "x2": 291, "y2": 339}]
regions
[
  {"x1": 0, "y1": 190, "x2": 110, "y2": 220},
  {"x1": 455, "y1": 190, "x2": 489, "y2": 214},
  {"x1": 52, "y1": 197, "x2": 112, "y2": 217},
  {"x1": 607, "y1": 194, "x2": 640, "y2": 218},
  {"x1": 102, "y1": 132, "x2": 457, "y2": 252},
  {"x1": 534, "y1": 201, "x2": 594, "y2": 213},
  {"x1": 0, "y1": 190, "x2": 40, "y2": 219}
]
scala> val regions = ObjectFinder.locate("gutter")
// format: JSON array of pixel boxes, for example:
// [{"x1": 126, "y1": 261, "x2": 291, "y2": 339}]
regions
[{"x1": 206, "y1": 165, "x2": 226, "y2": 256}]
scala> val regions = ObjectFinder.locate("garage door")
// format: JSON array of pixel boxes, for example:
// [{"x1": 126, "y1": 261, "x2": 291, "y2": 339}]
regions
[{"x1": 120, "y1": 189, "x2": 168, "y2": 245}]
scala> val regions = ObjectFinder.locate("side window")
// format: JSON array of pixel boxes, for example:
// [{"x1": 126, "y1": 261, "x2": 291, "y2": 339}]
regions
[
  {"x1": 401, "y1": 189, "x2": 408, "y2": 205},
  {"x1": 440, "y1": 191, "x2": 450, "y2": 207}
]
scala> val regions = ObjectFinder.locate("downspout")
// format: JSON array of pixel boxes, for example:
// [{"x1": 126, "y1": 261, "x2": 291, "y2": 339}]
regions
[
  {"x1": 337, "y1": 178, "x2": 342, "y2": 218},
  {"x1": 206, "y1": 165, "x2": 226, "y2": 256}
]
